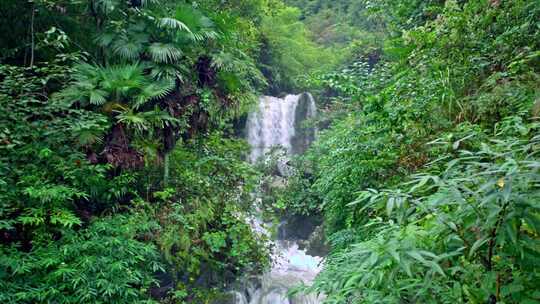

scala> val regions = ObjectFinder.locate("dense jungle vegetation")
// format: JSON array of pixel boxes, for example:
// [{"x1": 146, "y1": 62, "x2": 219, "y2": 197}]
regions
[
  {"x1": 281, "y1": 0, "x2": 540, "y2": 303},
  {"x1": 1, "y1": 0, "x2": 539, "y2": 303}
]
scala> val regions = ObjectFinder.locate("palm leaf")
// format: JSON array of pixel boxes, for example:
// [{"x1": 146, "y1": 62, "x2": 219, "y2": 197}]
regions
[
  {"x1": 147, "y1": 62, "x2": 186, "y2": 81},
  {"x1": 89, "y1": 89, "x2": 108, "y2": 105},
  {"x1": 157, "y1": 17, "x2": 192, "y2": 33},
  {"x1": 57, "y1": 63, "x2": 102, "y2": 105},
  {"x1": 175, "y1": 4, "x2": 213, "y2": 31},
  {"x1": 173, "y1": 4, "x2": 216, "y2": 42},
  {"x1": 113, "y1": 40, "x2": 144, "y2": 60},
  {"x1": 134, "y1": 79, "x2": 175, "y2": 109},
  {"x1": 115, "y1": 108, "x2": 150, "y2": 133},
  {"x1": 142, "y1": 107, "x2": 181, "y2": 129},
  {"x1": 95, "y1": 32, "x2": 115, "y2": 48},
  {"x1": 101, "y1": 64, "x2": 145, "y2": 98},
  {"x1": 111, "y1": 30, "x2": 149, "y2": 60},
  {"x1": 147, "y1": 43, "x2": 182, "y2": 63}
]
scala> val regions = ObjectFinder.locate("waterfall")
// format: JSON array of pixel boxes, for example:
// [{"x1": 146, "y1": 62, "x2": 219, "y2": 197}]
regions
[
  {"x1": 246, "y1": 93, "x2": 317, "y2": 163},
  {"x1": 236, "y1": 93, "x2": 323, "y2": 304}
]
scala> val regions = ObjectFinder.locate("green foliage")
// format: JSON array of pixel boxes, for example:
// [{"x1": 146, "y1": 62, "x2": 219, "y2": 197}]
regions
[
  {"x1": 59, "y1": 62, "x2": 181, "y2": 151},
  {"x1": 284, "y1": 0, "x2": 387, "y2": 46},
  {"x1": 0, "y1": 59, "x2": 166, "y2": 303},
  {"x1": 1, "y1": 0, "x2": 281, "y2": 302},
  {"x1": 280, "y1": 0, "x2": 540, "y2": 302},
  {"x1": 152, "y1": 134, "x2": 269, "y2": 283},
  {"x1": 0, "y1": 61, "x2": 269, "y2": 302},
  {"x1": 0, "y1": 61, "x2": 111, "y2": 238},
  {"x1": 258, "y1": 6, "x2": 341, "y2": 93},
  {"x1": 311, "y1": 120, "x2": 540, "y2": 303},
  {"x1": 1, "y1": 214, "x2": 162, "y2": 304},
  {"x1": 4, "y1": 0, "x2": 539, "y2": 302},
  {"x1": 60, "y1": 63, "x2": 175, "y2": 107}
]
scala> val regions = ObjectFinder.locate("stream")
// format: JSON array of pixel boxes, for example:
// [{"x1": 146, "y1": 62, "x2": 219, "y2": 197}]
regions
[{"x1": 232, "y1": 93, "x2": 323, "y2": 304}]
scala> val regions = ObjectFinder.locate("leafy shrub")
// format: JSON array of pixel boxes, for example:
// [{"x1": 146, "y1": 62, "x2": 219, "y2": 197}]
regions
[
  {"x1": 0, "y1": 214, "x2": 163, "y2": 304},
  {"x1": 147, "y1": 134, "x2": 269, "y2": 298},
  {"x1": 310, "y1": 119, "x2": 540, "y2": 303}
]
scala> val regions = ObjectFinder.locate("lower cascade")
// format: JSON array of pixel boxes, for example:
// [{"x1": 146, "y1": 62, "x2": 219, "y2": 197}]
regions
[
  {"x1": 232, "y1": 239, "x2": 323, "y2": 304},
  {"x1": 234, "y1": 93, "x2": 323, "y2": 304}
]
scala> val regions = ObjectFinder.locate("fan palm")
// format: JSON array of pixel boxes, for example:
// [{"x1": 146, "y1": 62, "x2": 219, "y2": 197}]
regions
[
  {"x1": 60, "y1": 63, "x2": 174, "y2": 109},
  {"x1": 147, "y1": 43, "x2": 183, "y2": 63},
  {"x1": 152, "y1": 9, "x2": 218, "y2": 47}
]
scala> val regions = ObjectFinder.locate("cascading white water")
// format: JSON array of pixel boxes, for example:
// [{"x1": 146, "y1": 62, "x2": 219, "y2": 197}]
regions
[
  {"x1": 246, "y1": 94, "x2": 317, "y2": 163},
  {"x1": 232, "y1": 238, "x2": 323, "y2": 304},
  {"x1": 236, "y1": 93, "x2": 323, "y2": 304}
]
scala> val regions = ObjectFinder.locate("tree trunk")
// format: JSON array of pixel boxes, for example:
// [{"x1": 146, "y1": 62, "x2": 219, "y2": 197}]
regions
[
  {"x1": 163, "y1": 152, "x2": 170, "y2": 188},
  {"x1": 29, "y1": 1, "x2": 35, "y2": 68}
]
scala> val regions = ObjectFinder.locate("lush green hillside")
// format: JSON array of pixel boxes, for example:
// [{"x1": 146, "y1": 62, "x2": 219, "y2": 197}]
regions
[{"x1": 279, "y1": 0, "x2": 540, "y2": 303}]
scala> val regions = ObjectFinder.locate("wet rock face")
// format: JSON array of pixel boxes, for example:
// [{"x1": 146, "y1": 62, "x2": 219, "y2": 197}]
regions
[
  {"x1": 291, "y1": 93, "x2": 317, "y2": 155},
  {"x1": 277, "y1": 215, "x2": 321, "y2": 241},
  {"x1": 277, "y1": 215, "x2": 329, "y2": 258},
  {"x1": 149, "y1": 272, "x2": 174, "y2": 300},
  {"x1": 304, "y1": 225, "x2": 329, "y2": 257}
]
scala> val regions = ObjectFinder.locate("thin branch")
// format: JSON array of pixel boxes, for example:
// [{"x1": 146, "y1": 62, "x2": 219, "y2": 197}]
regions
[{"x1": 486, "y1": 199, "x2": 510, "y2": 271}]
